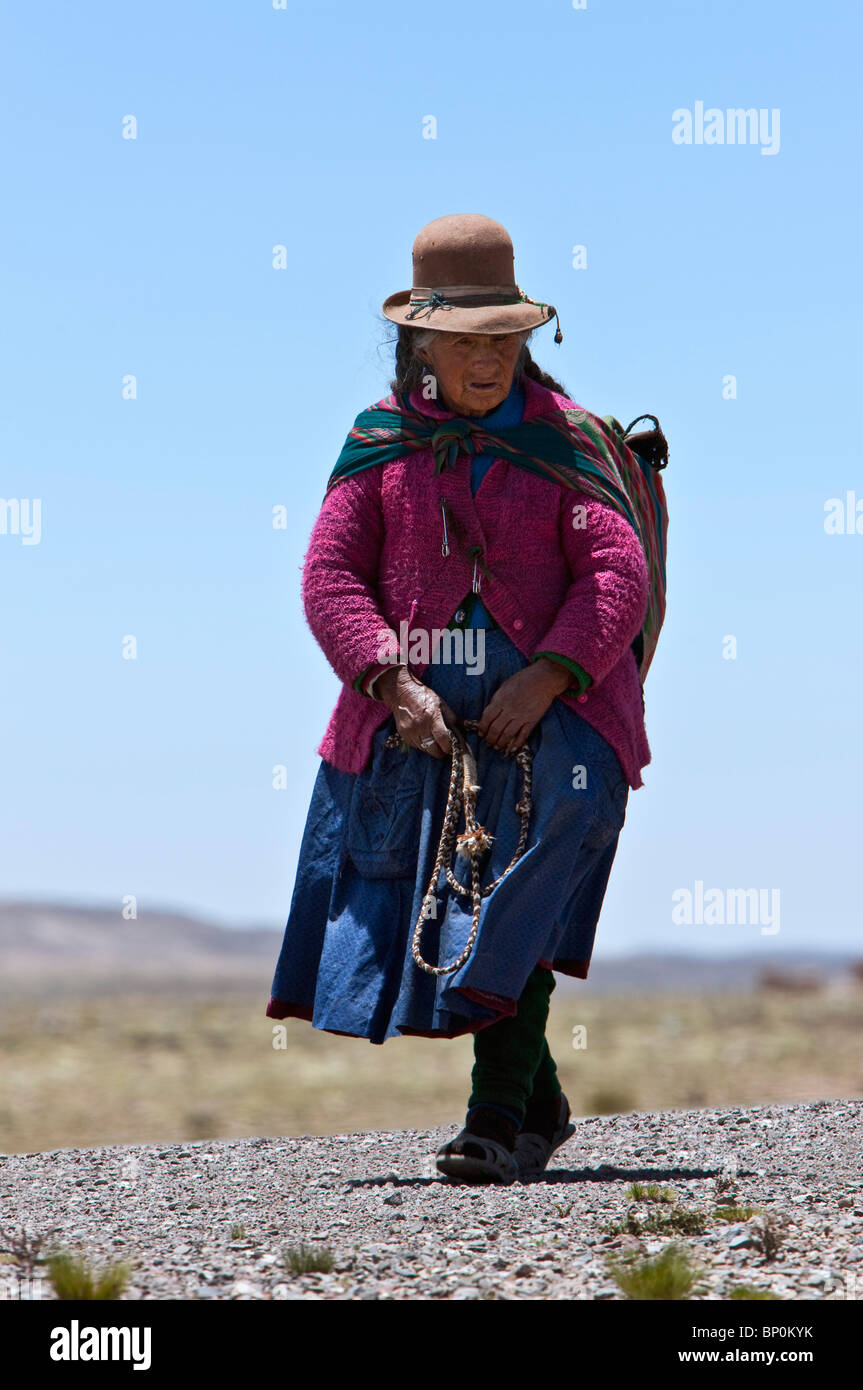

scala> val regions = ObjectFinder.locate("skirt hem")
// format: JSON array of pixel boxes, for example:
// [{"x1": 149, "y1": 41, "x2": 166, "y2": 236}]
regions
[
  {"x1": 264, "y1": 952, "x2": 590, "y2": 1041},
  {"x1": 265, "y1": 994, "x2": 505, "y2": 1042}
]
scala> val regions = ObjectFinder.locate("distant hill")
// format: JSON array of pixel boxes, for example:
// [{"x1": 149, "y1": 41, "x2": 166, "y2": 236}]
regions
[
  {"x1": 574, "y1": 950, "x2": 858, "y2": 995},
  {"x1": 0, "y1": 900, "x2": 279, "y2": 996},
  {"x1": 0, "y1": 899, "x2": 857, "y2": 997}
]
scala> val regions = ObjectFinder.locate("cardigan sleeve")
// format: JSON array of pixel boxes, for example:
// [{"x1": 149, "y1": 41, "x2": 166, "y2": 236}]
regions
[
  {"x1": 357, "y1": 659, "x2": 394, "y2": 700},
  {"x1": 530, "y1": 494, "x2": 649, "y2": 689},
  {"x1": 531, "y1": 651, "x2": 593, "y2": 696},
  {"x1": 301, "y1": 468, "x2": 401, "y2": 690}
]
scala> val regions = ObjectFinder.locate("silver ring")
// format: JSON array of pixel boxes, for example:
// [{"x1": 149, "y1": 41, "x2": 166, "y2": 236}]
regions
[{"x1": 420, "y1": 737, "x2": 435, "y2": 747}]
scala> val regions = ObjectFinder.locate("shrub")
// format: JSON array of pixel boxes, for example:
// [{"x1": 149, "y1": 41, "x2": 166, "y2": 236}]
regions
[
  {"x1": 606, "y1": 1242, "x2": 707, "y2": 1301},
  {"x1": 713, "y1": 1204, "x2": 761, "y2": 1223},
  {"x1": 604, "y1": 1207, "x2": 707, "y2": 1238},
  {"x1": 46, "y1": 1248, "x2": 132, "y2": 1301},
  {"x1": 282, "y1": 1243, "x2": 335, "y2": 1275},
  {"x1": 625, "y1": 1182, "x2": 675, "y2": 1204}
]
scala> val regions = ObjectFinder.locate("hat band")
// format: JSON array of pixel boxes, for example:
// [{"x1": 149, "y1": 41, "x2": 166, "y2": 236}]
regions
[
  {"x1": 406, "y1": 284, "x2": 536, "y2": 321},
  {"x1": 410, "y1": 284, "x2": 522, "y2": 300},
  {"x1": 402, "y1": 284, "x2": 560, "y2": 340}
]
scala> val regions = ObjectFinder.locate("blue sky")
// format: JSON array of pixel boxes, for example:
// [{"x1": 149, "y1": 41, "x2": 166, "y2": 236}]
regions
[{"x1": 1, "y1": 0, "x2": 860, "y2": 958}]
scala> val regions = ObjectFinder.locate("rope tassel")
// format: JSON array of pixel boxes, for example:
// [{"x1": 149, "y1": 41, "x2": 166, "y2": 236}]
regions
[
  {"x1": 456, "y1": 825, "x2": 494, "y2": 859},
  {"x1": 384, "y1": 717, "x2": 534, "y2": 976}
]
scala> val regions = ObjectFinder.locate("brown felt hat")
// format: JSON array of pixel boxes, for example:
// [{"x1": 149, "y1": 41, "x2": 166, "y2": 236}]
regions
[{"x1": 382, "y1": 213, "x2": 562, "y2": 340}]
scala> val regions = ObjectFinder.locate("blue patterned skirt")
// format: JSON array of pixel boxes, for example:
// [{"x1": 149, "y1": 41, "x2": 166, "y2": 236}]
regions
[{"x1": 267, "y1": 629, "x2": 629, "y2": 1044}]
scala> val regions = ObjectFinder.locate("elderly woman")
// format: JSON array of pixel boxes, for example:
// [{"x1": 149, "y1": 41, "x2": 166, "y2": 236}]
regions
[{"x1": 266, "y1": 214, "x2": 667, "y2": 1184}]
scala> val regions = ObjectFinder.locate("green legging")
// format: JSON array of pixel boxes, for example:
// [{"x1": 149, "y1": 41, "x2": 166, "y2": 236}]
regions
[{"x1": 467, "y1": 964, "x2": 562, "y2": 1128}]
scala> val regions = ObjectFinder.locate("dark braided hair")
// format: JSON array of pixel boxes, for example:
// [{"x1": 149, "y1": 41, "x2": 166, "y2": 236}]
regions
[
  {"x1": 386, "y1": 323, "x2": 569, "y2": 399},
  {"x1": 518, "y1": 345, "x2": 570, "y2": 396}
]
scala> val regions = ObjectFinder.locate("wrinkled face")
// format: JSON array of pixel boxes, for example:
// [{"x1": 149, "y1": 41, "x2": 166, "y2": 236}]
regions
[{"x1": 416, "y1": 332, "x2": 523, "y2": 416}]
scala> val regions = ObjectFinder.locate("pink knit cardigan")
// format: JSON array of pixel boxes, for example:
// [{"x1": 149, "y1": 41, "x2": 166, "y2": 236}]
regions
[{"x1": 301, "y1": 376, "x2": 652, "y2": 789}]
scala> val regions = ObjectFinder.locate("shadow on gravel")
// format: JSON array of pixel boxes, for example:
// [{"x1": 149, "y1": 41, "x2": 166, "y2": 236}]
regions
[
  {"x1": 525, "y1": 1164, "x2": 732, "y2": 1184},
  {"x1": 342, "y1": 1176, "x2": 442, "y2": 1190},
  {"x1": 342, "y1": 1163, "x2": 748, "y2": 1189}
]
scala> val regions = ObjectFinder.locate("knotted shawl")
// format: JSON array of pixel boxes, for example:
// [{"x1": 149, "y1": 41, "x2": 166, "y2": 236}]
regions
[{"x1": 326, "y1": 390, "x2": 668, "y2": 680}]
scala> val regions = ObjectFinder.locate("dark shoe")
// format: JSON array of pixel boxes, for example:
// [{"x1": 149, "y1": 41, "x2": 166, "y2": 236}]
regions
[
  {"x1": 435, "y1": 1105, "x2": 519, "y2": 1184},
  {"x1": 513, "y1": 1092, "x2": 575, "y2": 1179}
]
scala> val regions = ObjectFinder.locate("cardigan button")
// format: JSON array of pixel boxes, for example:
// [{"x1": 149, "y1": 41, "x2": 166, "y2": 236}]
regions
[
  {"x1": 577, "y1": 693, "x2": 588, "y2": 703},
  {"x1": 454, "y1": 609, "x2": 466, "y2": 622},
  {"x1": 513, "y1": 618, "x2": 523, "y2": 630}
]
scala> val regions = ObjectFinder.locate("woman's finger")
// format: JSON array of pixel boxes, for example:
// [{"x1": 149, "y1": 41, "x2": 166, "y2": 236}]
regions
[
  {"x1": 439, "y1": 698, "x2": 460, "y2": 728},
  {"x1": 429, "y1": 706, "x2": 455, "y2": 758},
  {"x1": 477, "y1": 707, "x2": 511, "y2": 744},
  {"x1": 484, "y1": 716, "x2": 522, "y2": 750},
  {"x1": 505, "y1": 723, "x2": 531, "y2": 754}
]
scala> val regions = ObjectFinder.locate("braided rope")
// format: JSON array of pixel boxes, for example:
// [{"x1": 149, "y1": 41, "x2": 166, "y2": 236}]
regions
[{"x1": 383, "y1": 717, "x2": 533, "y2": 977}]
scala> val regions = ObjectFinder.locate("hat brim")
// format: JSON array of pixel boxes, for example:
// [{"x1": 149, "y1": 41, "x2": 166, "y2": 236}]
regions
[{"x1": 381, "y1": 291, "x2": 555, "y2": 335}]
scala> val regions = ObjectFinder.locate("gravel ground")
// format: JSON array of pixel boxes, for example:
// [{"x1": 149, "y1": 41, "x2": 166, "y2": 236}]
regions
[{"x1": 1, "y1": 1098, "x2": 861, "y2": 1301}]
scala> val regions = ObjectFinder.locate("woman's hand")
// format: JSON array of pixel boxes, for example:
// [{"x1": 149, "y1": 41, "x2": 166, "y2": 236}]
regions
[
  {"x1": 475, "y1": 658, "x2": 573, "y2": 754},
  {"x1": 375, "y1": 666, "x2": 460, "y2": 759}
]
